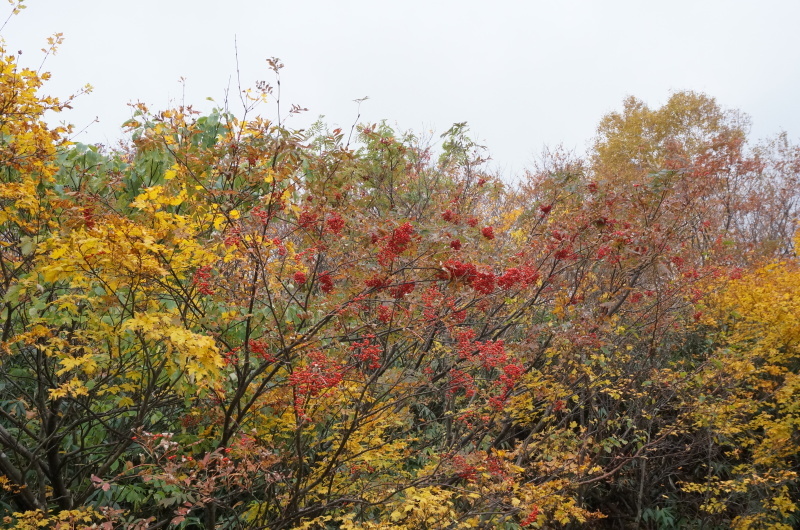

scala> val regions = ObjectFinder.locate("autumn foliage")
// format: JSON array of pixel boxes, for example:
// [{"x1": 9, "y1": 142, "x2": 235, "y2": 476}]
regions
[{"x1": 1, "y1": 16, "x2": 800, "y2": 530}]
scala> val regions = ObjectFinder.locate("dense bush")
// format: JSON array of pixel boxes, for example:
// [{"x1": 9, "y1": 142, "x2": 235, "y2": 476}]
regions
[{"x1": 1, "y1": 28, "x2": 799, "y2": 530}]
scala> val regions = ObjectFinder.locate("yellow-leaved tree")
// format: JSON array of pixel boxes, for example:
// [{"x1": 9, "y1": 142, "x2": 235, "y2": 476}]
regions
[{"x1": 679, "y1": 250, "x2": 800, "y2": 529}]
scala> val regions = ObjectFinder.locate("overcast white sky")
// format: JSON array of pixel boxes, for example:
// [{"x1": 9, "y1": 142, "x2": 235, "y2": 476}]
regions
[{"x1": 3, "y1": 0, "x2": 799, "y2": 178}]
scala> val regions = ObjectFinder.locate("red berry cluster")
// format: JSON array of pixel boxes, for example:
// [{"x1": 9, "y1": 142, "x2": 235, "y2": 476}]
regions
[
  {"x1": 455, "y1": 331, "x2": 524, "y2": 410},
  {"x1": 520, "y1": 506, "x2": 540, "y2": 526},
  {"x1": 298, "y1": 209, "x2": 318, "y2": 230},
  {"x1": 223, "y1": 347, "x2": 241, "y2": 365},
  {"x1": 377, "y1": 222, "x2": 415, "y2": 266},
  {"x1": 486, "y1": 454, "x2": 509, "y2": 481},
  {"x1": 272, "y1": 238, "x2": 287, "y2": 257},
  {"x1": 390, "y1": 223, "x2": 415, "y2": 252},
  {"x1": 388, "y1": 281, "x2": 415, "y2": 299},
  {"x1": 248, "y1": 339, "x2": 276, "y2": 363},
  {"x1": 456, "y1": 328, "x2": 477, "y2": 348},
  {"x1": 596, "y1": 245, "x2": 612, "y2": 260},
  {"x1": 192, "y1": 266, "x2": 214, "y2": 295},
  {"x1": 251, "y1": 206, "x2": 270, "y2": 224},
  {"x1": 377, "y1": 304, "x2": 393, "y2": 323},
  {"x1": 440, "y1": 259, "x2": 477, "y2": 282},
  {"x1": 447, "y1": 369, "x2": 476, "y2": 398},
  {"x1": 325, "y1": 213, "x2": 345, "y2": 234},
  {"x1": 450, "y1": 454, "x2": 478, "y2": 482},
  {"x1": 421, "y1": 286, "x2": 445, "y2": 322},
  {"x1": 475, "y1": 340, "x2": 506, "y2": 370},
  {"x1": 365, "y1": 275, "x2": 390, "y2": 289},
  {"x1": 288, "y1": 351, "x2": 343, "y2": 397},
  {"x1": 493, "y1": 362, "x2": 524, "y2": 407},
  {"x1": 553, "y1": 247, "x2": 577, "y2": 261},
  {"x1": 349, "y1": 334, "x2": 382, "y2": 370},
  {"x1": 224, "y1": 226, "x2": 242, "y2": 247},
  {"x1": 497, "y1": 267, "x2": 538, "y2": 289},
  {"x1": 318, "y1": 272, "x2": 334, "y2": 293},
  {"x1": 439, "y1": 260, "x2": 498, "y2": 295},
  {"x1": 471, "y1": 271, "x2": 496, "y2": 294}
]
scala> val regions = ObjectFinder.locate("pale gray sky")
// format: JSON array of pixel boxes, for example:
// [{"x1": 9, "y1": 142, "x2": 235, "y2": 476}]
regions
[{"x1": 4, "y1": 0, "x2": 799, "y2": 178}]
